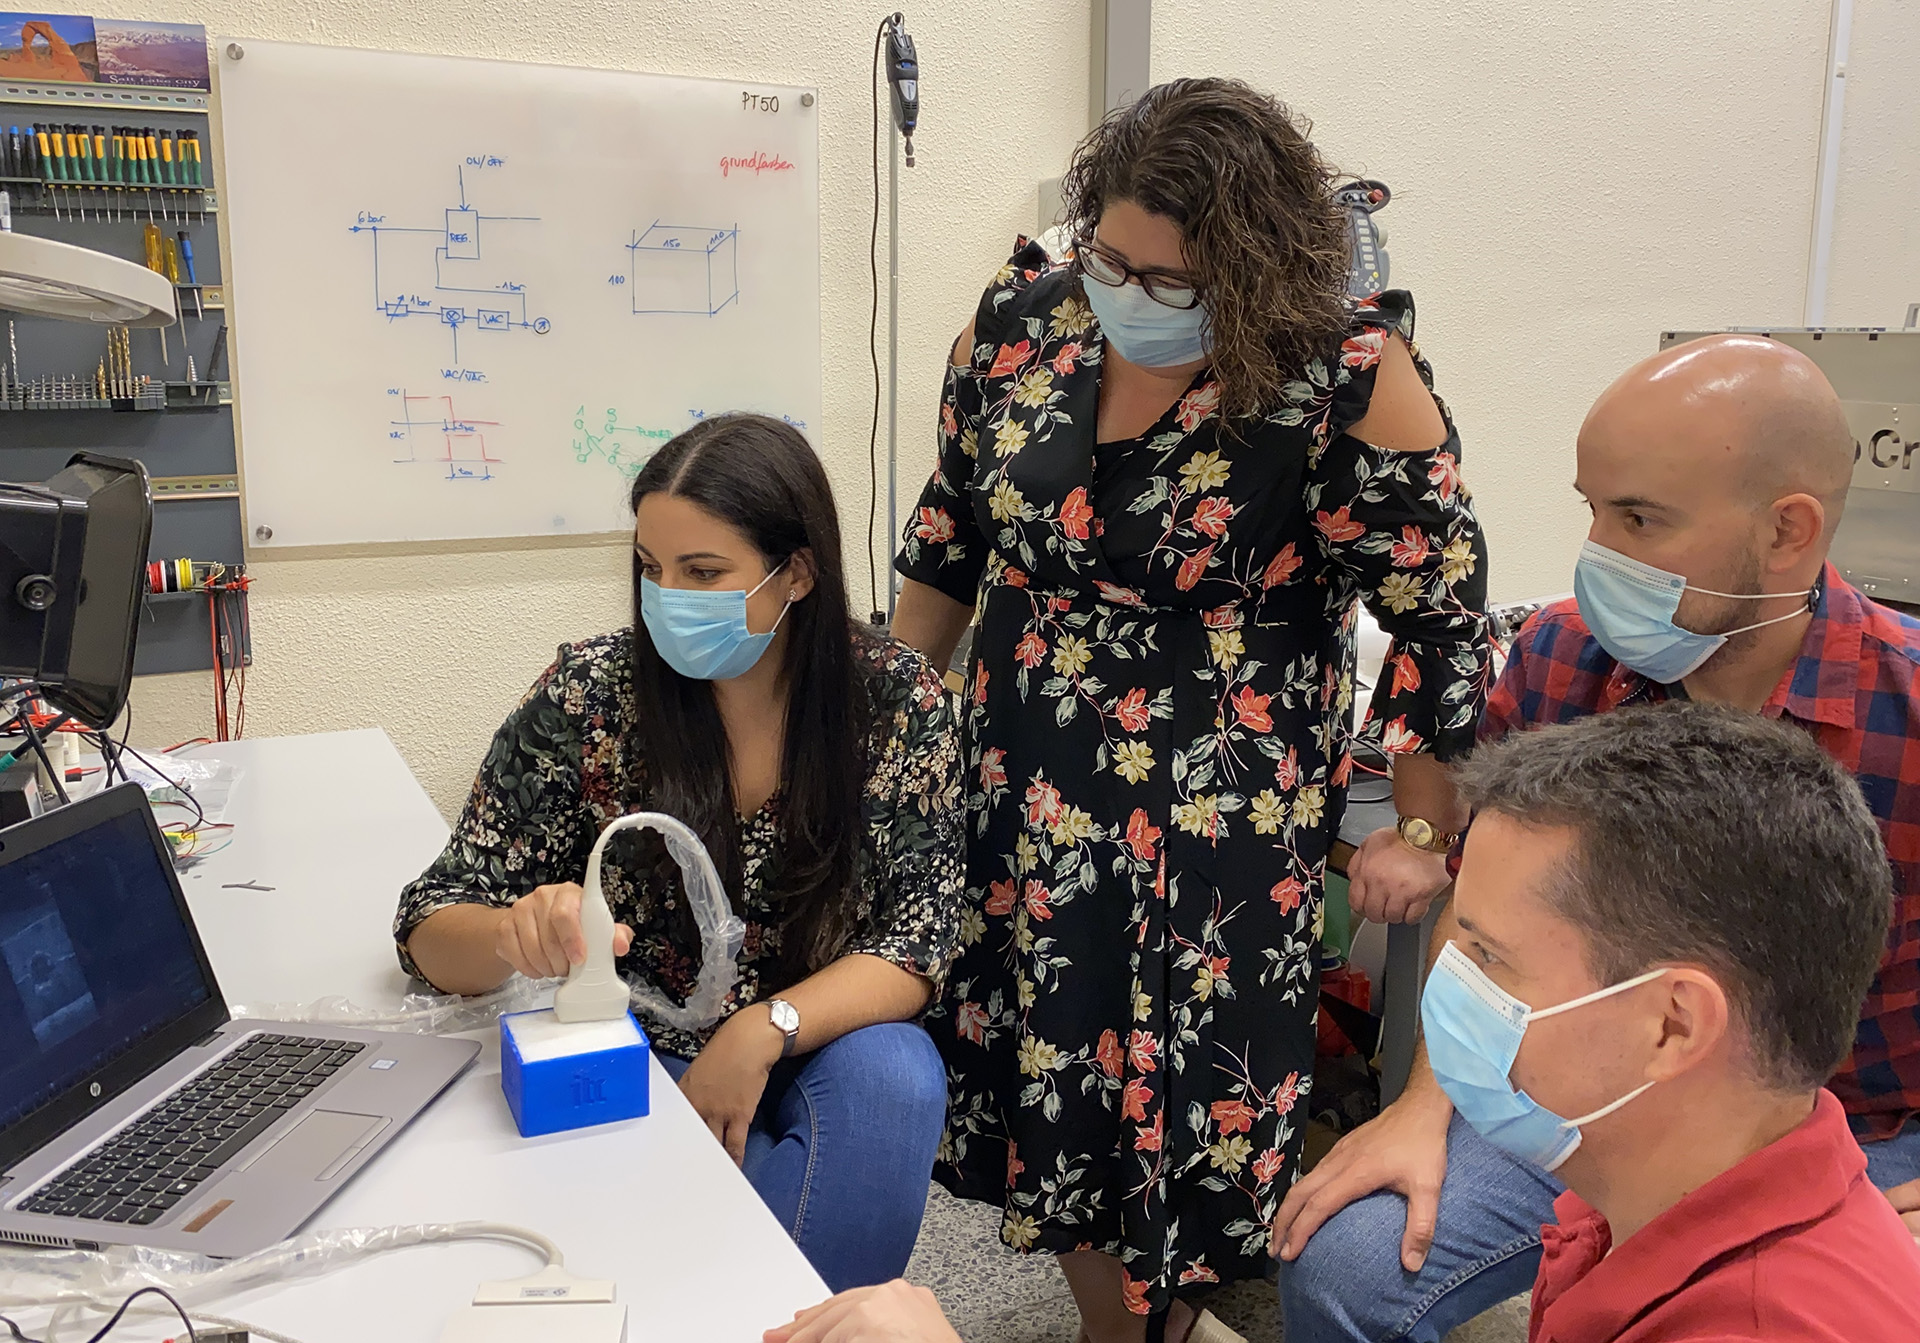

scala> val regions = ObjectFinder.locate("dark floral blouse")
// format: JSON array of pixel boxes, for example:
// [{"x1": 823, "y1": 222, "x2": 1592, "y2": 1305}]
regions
[
  {"x1": 898, "y1": 239, "x2": 1491, "y2": 1310},
  {"x1": 393, "y1": 629, "x2": 966, "y2": 1059}
]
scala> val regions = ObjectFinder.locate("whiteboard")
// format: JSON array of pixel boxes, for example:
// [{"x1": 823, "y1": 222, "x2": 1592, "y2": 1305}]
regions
[{"x1": 217, "y1": 40, "x2": 821, "y2": 548}]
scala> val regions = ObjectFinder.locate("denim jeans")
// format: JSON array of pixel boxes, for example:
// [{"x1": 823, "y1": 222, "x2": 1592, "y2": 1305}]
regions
[
  {"x1": 1276, "y1": 1110, "x2": 1920, "y2": 1341},
  {"x1": 660, "y1": 1021, "x2": 946, "y2": 1293}
]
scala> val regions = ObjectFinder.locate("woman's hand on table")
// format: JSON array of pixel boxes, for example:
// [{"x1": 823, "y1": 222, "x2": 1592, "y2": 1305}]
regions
[
  {"x1": 679, "y1": 1005, "x2": 784, "y2": 1165},
  {"x1": 765, "y1": 1281, "x2": 962, "y2": 1343},
  {"x1": 494, "y1": 882, "x2": 633, "y2": 980}
]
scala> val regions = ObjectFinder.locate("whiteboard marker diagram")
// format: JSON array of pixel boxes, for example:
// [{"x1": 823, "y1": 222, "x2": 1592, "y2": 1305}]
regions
[
  {"x1": 351, "y1": 162, "x2": 552, "y2": 364},
  {"x1": 620, "y1": 222, "x2": 740, "y2": 316},
  {"x1": 389, "y1": 389, "x2": 503, "y2": 481}
]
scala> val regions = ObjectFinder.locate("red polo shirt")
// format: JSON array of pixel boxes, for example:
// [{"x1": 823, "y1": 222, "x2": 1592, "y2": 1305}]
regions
[{"x1": 1528, "y1": 1091, "x2": 1920, "y2": 1342}]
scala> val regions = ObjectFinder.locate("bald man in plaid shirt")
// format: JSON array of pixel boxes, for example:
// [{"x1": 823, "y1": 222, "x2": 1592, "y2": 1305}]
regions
[{"x1": 1272, "y1": 335, "x2": 1920, "y2": 1343}]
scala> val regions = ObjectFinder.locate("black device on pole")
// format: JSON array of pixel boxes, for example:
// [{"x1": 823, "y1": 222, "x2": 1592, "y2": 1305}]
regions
[
  {"x1": 0, "y1": 453, "x2": 151, "y2": 728},
  {"x1": 886, "y1": 13, "x2": 918, "y2": 167}
]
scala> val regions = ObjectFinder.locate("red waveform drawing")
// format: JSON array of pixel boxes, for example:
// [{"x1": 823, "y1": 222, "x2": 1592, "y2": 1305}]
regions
[{"x1": 387, "y1": 389, "x2": 502, "y2": 481}]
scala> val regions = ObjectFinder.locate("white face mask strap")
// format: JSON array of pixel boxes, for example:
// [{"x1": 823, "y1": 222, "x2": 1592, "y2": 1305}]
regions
[
  {"x1": 1713, "y1": 603, "x2": 1814, "y2": 640},
  {"x1": 1566, "y1": 1077, "x2": 1658, "y2": 1128},
  {"x1": 1525, "y1": 965, "x2": 1669, "y2": 1022},
  {"x1": 1684, "y1": 581, "x2": 1815, "y2": 603},
  {"x1": 745, "y1": 560, "x2": 789, "y2": 601}
]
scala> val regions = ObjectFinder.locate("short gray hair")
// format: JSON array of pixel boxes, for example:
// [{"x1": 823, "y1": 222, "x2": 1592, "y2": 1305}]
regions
[{"x1": 1458, "y1": 701, "x2": 1889, "y2": 1091}]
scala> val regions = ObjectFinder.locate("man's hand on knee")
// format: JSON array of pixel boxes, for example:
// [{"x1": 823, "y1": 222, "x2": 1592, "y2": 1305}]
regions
[
  {"x1": 1886, "y1": 1176, "x2": 1920, "y2": 1241},
  {"x1": 1270, "y1": 1086, "x2": 1454, "y2": 1272}
]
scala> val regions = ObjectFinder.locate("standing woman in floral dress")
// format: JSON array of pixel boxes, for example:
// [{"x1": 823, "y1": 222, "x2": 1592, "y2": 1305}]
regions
[{"x1": 892, "y1": 79, "x2": 1491, "y2": 1343}]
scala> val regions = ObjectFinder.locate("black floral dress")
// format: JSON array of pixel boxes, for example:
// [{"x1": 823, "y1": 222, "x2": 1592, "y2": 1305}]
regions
[
  {"x1": 897, "y1": 241, "x2": 1490, "y2": 1308},
  {"x1": 393, "y1": 630, "x2": 965, "y2": 1060}
]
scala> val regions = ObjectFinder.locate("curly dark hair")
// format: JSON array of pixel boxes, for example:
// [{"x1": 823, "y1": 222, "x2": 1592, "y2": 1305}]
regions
[{"x1": 1059, "y1": 77, "x2": 1352, "y2": 418}]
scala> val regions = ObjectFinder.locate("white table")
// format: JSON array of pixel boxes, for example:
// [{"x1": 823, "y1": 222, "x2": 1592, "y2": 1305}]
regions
[{"x1": 61, "y1": 729, "x2": 830, "y2": 1341}]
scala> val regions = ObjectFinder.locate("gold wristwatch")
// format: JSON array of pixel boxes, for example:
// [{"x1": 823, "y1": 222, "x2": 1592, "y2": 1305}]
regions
[{"x1": 1396, "y1": 815, "x2": 1460, "y2": 855}]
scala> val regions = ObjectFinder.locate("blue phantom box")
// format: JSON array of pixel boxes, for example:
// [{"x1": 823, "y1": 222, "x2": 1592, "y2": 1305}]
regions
[{"x1": 500, "y1": 1007, "x2": 650, "y2": 1138}]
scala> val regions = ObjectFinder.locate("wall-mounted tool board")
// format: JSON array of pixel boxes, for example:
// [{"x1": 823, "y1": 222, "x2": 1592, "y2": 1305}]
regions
[
  {"x1": 0, "y1": 76, "x2": 238, "y2": 677},
  {"x1": 216, "y1": 39, "x2": 822, "y2": 550}
]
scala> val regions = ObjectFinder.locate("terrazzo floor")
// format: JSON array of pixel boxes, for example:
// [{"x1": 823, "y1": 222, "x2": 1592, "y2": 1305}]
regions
[{"x1": 904, "y1": 1182, "x2": 1531, "y2": 1343}]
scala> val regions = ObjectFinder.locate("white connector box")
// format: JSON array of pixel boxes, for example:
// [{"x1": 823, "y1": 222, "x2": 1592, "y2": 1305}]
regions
[{"x1": 438, "y1": 1303, "x2": 628, "y2": 1343}]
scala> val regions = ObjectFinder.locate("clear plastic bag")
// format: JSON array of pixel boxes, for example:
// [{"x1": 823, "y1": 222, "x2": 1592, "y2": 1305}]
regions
[
  {"x1": 230, "y1": 976, "x2": 554, "y2": 1035},
  {"x1": 121, "y1": 754, "x2": 243, "y2": 823},
  {"x1": 588, "y1": 811, "x2": 745, "y2": 1033}
]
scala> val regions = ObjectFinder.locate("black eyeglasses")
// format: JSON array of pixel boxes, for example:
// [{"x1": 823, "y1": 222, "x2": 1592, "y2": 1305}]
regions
[{"x1": 1072, "y1": 235, "x2": 1201, "y2": 310}]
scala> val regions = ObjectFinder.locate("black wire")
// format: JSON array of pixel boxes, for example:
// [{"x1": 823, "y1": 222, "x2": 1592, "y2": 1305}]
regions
[
  {"x1": 865, "y1": 15, "x2": 888, "y2": 623},
  {"x1": 0, "y1": 1313, "x2": 46, "y2": 1343},
  {"x1": 81, "y1": 1286, "x2": 195, "y2": 1342},
  {"x1": 116, "y1": 697, "x2": 134, "y2": 784}
]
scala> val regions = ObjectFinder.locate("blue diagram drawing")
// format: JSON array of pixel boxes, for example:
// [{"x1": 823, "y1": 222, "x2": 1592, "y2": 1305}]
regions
[
  {"x1": 621, "y1": 223, "x2": 740, "y2": 316},
  {"x1": 389, "y1": 389, "x2": 503, "y2": 481},
  {"x1": 350, "y1": 162, "x2": 552, "y2": 365}
]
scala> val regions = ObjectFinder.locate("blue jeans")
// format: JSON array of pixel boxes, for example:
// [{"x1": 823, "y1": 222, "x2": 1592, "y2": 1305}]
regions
[
  {"x1": 660, "y1": 1021, "x2": 945, "y2": 1293},
  {"x1": 1277, "y1": 1111, "x2": 1920, "y2": 1341}
]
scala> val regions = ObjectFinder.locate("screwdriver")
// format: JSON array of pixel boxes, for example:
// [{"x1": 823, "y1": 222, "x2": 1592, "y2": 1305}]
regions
[
  {"x1": 71, "y1": 124, "x2": 92, "y2": 220},
  {"x1": 177, "y1": 231, "x2": 201, "y2": 317},
  {"x1": 132, "y1": 129, "x2": 154, "y2": 219},
  {"x1": 37, "y1": 127, "x2": 59, "y2": 219},
  {"x1": 61, "y1": 127, "x2": 82, "y2": 217},
  {"x1": 143, "y1": 222, "x2": 170, "y2": 364},
  {"x1": 24, "y1": 125, "x2": 40, "y2": 213},
  {"x1": 181, "y1": 130, "x2": 202, "y2": 223},
  {"x1": 144, "y1": 128, "x2": 164, "y2": 219},
  {"x1": 92, "y1": 127, "x2": 110, "y2": 220}
]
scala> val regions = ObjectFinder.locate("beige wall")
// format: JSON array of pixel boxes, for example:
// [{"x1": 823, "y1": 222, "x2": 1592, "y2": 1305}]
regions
[
  {"x1": 1825, "y1": 0, "x2": 1920, "y2": 327},
  {"x1": 118, "y1": 1, "x2": 1093, "y2": 816},
  {"x1": 123, "y1": 2, "x2": 1916, "y2": 818},
  {"x1": 1153, "y1": 0, "x2": 1835, "y2": 601}
]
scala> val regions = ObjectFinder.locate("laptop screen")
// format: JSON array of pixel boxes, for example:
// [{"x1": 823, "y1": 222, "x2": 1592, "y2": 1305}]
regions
[{"x1": 0, "y1": 805, "x2": 215, "y2": 1134}]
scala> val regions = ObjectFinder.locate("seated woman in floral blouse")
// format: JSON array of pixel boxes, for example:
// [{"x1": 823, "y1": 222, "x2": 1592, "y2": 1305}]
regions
[{"x1": 394, "y1": 413, "x2": 965, "y2": 1292}]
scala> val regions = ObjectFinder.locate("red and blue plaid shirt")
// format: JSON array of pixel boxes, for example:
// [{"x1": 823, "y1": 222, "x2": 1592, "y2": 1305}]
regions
[{"x1": 1480, "y1": 564, "x2": 1920, "y2": 1140}]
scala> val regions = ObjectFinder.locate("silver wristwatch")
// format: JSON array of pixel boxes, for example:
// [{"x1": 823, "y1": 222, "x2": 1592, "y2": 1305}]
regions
[{"x1": 767, "y1": 998, "x2": 800, "y2": 1058}]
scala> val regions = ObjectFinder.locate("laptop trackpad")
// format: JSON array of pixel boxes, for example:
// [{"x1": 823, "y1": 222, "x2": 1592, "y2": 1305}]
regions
[{"x1": 244, "y1": 1110, "x2": 390, "y2": 1182}]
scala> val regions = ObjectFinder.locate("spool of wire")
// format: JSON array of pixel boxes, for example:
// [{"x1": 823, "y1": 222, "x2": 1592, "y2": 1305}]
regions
[{"x1": 145, "y1": 559, "x2": 226, "y2": 593}]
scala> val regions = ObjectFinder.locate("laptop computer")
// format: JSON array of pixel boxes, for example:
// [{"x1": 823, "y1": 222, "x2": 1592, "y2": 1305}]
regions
[{"x1": 0, "y1": 782, "x2": 479, "y2": 1257}]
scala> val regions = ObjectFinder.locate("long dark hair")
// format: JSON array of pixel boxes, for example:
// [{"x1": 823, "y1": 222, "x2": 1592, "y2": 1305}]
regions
[
  {"x1": 1060, "y1": 77, "x2": 1351, "y2": 418},
  {"x1": 627, "y1": 414, "x2": 874, "y2": 986}
]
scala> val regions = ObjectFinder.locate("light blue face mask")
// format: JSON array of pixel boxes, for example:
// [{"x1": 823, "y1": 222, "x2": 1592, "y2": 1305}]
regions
[
  {"x1": 1422, "y1": 941, "x2": 1667, "y2": 1172},
  {"x1": 640, "y1": 562, "x2": 792, "y2": 682},
  {"x1": 1574, "y1": 539, "x2": 1817, "y2": 684},
  {"x1": 1081, "y1": 276, "x2": 1212, "y2": 368}
]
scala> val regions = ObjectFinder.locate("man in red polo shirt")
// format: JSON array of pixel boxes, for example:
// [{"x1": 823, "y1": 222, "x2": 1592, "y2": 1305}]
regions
[
  {"x1": 1437, "y1": 703, "x2": 1920, "y2": 1341},
  {"x1": 1273, "y1": 335, "x2": 1920, "y2": 1341}
]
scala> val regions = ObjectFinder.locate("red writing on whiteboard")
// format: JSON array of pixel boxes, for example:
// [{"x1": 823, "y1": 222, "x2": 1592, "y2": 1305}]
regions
[{"x1": 721, "y1": 151, "x2": 796, "y2": 178}]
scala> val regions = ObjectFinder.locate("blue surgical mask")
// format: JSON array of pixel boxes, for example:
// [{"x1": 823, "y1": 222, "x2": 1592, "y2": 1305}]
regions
[
  {"x1": 640, "y1": 563, "x2": 792, "y2": 681},
  {"x1": 1422, "y1": 941, "x2": 1666, "y2": 1172},
  {"x1": 1574, "y1": 539, "x2": 1817, "y2": 684},
  {"x1": 1082, "y1": 278, "x2": 1212, "y2": 368}
]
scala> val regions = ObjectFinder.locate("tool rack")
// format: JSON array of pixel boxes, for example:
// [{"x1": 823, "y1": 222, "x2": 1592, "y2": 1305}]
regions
[{"x1": 0, "y1": 77, "x2": 243, "y2": 676}]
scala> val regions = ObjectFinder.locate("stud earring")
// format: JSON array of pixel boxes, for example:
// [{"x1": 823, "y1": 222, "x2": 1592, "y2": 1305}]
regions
[{"x1": 788, "y1": 590, "x2": 798, "y2": 600}]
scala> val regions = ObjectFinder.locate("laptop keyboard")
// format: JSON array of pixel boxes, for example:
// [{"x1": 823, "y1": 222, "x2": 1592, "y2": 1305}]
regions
[{"x1": 17, "y1": 1033, "x2": 365, "y2": 1225}]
